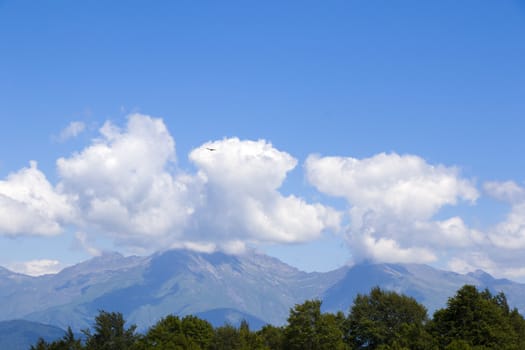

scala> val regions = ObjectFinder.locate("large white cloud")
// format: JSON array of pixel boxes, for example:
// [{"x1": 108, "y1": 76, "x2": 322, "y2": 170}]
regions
[
  {"x1": 0, "y1": 161, "x2": 71, "y2": 236},
  {"x1": 51, "y1": 116, "x2": 340, "y2": 253},
  {"x1": 56, "y1": 115, "x2": 198, "y2": 249},
  {"x1": 305, "y1": 153, "x2": 479, "y2": 264},
  {"x1": 306, "y1": 153, "x2": 478, "y2": 220},
  {"x1": 8, "y1": 114, "x2": 525, "y2": 280},
  {"x1": 188, "y1": 138, "x2": 341, "y2": 251}
]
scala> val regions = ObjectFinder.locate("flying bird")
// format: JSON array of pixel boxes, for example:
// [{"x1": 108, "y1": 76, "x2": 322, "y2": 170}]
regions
[{"x1": 206, "y1": 147, "x2": 217, "y2": 151}]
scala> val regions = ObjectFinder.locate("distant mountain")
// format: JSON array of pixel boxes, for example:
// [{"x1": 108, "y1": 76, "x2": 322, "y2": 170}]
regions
[
  {"x1": 0, "y1": 249, "x2": 345, "y2": 331},
  {"x1": 0, "y1": 320, "x2": 65, "y2": 350},
  {"x1": 321, "y1": 262, "x2": 525, "y2": 316},
  {"x1": 1, "y1": 250, "x2": 525, "y2": 334}
]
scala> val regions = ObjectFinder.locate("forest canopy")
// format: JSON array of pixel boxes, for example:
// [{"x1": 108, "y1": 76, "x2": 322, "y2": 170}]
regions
[{"x1": 31, "y1": 285, "x2": 525, "y2": 350}]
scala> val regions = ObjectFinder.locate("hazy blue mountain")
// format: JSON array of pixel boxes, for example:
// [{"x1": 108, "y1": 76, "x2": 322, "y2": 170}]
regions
[
  {"x1": 0, "y1": 320, "x2": 65, "y2": 350},
  {"x1": 2, "y1": 250, "x2": 525, "y2": 333},
  {"x1": 1, "y1": 249, "x2": 345, "y2": 331},
  {"x1": 321, "y1": 262, "x2": 525, "y2": 317}
]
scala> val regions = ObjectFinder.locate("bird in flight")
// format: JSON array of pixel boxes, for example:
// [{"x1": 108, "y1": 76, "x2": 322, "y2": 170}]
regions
[{"x1": 206, "y1": 147, "x2": 216, "y2": 151}]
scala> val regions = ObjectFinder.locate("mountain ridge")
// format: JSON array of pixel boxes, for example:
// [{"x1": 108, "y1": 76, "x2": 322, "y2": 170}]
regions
[{"x1": 2, "y1": 249, "x2": 525, "y2": 333}]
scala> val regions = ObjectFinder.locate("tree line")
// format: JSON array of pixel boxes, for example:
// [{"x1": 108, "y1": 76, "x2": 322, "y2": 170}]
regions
[{"x1": 31, "y1": 284, "x2": 525, "y2": 350}]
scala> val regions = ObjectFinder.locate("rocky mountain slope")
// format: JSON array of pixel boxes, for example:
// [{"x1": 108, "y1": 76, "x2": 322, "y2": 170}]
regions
[{"x1": 2, "y1": 249, "x2": 525, "y2": 332}]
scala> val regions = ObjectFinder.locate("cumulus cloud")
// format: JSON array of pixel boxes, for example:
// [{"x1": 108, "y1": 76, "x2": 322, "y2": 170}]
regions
[
  {"x1": 0, "y1": 161, "x2": 72, "y2": 236},
  {"x1": 49, "y1": 115, "x2": 339, "y2": 254},
  {"x1": 9, "y1": 113, "x2": 525, "y2": 280},
  {"x1": 8, "y1": 259, "x2": 63, "y2": 276},
  {"x1": 305, "y1": 153, "x2": 479, "y2": 264},
  {"x1": 306, "y1": 153, "x2": 478, "y2": 220},
  {"x1": 188, "y1": 138, "x2": 341, "y2": 251},
  {"x1": 56, "y1": 114, "x2": 197, "y2": 249},
  {"x1": 58, "y1": 121, "x2": 86, "y2": 141}
]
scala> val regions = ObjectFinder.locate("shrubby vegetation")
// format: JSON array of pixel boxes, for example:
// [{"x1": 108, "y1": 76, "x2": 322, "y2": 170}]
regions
[{"x1": 31, "y1": 285, "x2": 525, "y2": 350}]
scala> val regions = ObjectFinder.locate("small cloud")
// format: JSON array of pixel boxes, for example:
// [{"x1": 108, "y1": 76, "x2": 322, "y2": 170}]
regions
[
  {"x1": 484, "y1": 180, "x2": 525, "y2": 204},
  {"x1": 74, "y1": 231, "x2": 101, "y2": 256},
  {"x1": 57, "y1": 121, "x2": 86, "y2": 142},
  {"x1": 7, "y1": 259, "x2": 63, "y2": 276}
]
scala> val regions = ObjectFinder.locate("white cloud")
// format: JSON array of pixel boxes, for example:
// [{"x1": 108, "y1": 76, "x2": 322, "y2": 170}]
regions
[
  {"x1": 10, "y1": 114, "x2": 525, "y2": 280},
  {"x1": 52, "y1": 116, "x2": 340, "y2": 254},
  {"x1": 484, "y1": 180, "x2": 525, "y2": 204},
  {"x1": 486, "y1": 181, "x2": 525, "y2": 249},
  {"x1": 58, "y1": 121, "x2": 86, "y2": 141},
  {"x1": 306, "y1": 153, "x2": 478, "y2": 220},
  {"x1": 447, "y1": 252, "x2": 525, "y2": 280},
  {"x1": 56, "y1": 114, "x2": 197, "y2": 248},
  {"x1": 0, "y1": 161, "x2": 72, "y2": 236},
  {"x1": 187, "y1": 138, "x2": 341, "y2": 249},
  {"x1": 357, "y1": 235, "x2": 437, "y2": 264},
  {"x1": 305, "y1": 153, "x2": 479, "y2": 264},
  {"x1": 74, "y1": 231, "x2": 101, "y2": 256},
  {"x1": 7, "y1": 259, "x2": 63, "y2": 276}
]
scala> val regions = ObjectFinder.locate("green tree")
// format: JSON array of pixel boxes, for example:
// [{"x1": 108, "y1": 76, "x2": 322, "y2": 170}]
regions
[
  {"x1": 30, "y1": 338, "x2": 53, "y2": 350},
  {"x1": 83, "y1": 310, "x2": 138, "y2": 350},
  {"x1": 430, "y1": 285, "x2": 519, "y2": 350},
  {"x1": 135, "y1": 314, "x2": 187, "y2": 349},
  {"x1": 284, "y1": 299, "x2": 347, "y2": 350},
  {"x1": 181, "y1": 315, "x2": 214, "y2": 349},
  {"x1": 257, "y1": 324, "x2": 284, "y2": 350},
  {"x1": 211, "y1": 324, "x2": 242, "y2": 350},
  {"x1": 30, "y1": 327, "x2": 84, "y2": 350},
  {"x1": 346, "y1": 287, "x2": 432, "y2": 350},
  {"x1": 238, "y1": 319, "x2": 266, "y2": 350}
]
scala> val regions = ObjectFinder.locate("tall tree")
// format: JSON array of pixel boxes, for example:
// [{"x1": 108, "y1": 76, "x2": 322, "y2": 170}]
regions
[
  {"x1": 284, "y1": 299, "x2": 347, "y2": 350},
  {"x1": 346, "y1": 287, "x2": 432, "y2": 350},
  {"x1": 257, "y1": 324, "x2": 284, "y2": 350},
  {"x1": 83, "y1": 310, "x2": 138, "y2": 350},
  {"x1": 136, "y1": 314, "x2": 187, "y2": 349},
  {"x1": 430, "y1": 285, "x2": 519, "y2": 349},
  {"x1": 181, "y1": 315, "x2": 214, "y2": 349},
  {"x1": 30, "y1": 327, "x2": 83, "y2": 350}
]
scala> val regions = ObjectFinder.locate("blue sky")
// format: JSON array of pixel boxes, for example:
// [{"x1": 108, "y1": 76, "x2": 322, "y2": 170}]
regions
[{"x1": 1, "y1": 0, "x2": 524, "y2": 278}]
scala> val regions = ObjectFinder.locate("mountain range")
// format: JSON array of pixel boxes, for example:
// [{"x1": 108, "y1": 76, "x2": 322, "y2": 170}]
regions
[{"x1": 2, "y1": 249, "x2": 525, "y2": 335}]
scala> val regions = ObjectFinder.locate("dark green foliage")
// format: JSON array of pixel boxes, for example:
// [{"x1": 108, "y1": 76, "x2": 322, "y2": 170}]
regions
[
  {"x1": 30, "y1": 285, "x2": 525, "y2": 350},
  {"x1": 208, "y1": 320, "x2": 268, "y2": 350},
  {"x1": 181, "y1": 315, "x2": 214, "y2": 349},
  {"x1": 284, "y1": 299, "x2": 348, "y2": 350},
  {"x1": 257, "y1": 324, "x2": 284, "y2": 350},
  {"x1": 430, "y1": 285, "x2": 523, "y2": 350},
  {"x1": 30, "y1": 327, "x2": 82, "y2": 350},
  {"x1": 83, "y1": 311, "x2": 138, "y2": 350},
  {"x1": 346, "y1": 286, "x2": 432, "y2": 350},
  {"x1": 210, "y1": 324, "x2": 242, "y2": 350},
  {"x1": 135, "y1": 314, "x2": 186, "y2": 349}
]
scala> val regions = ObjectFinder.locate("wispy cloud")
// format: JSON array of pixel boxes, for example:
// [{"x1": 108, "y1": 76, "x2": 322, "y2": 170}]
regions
[
  {"x1": 57, "y1": 121, "x2": 86, "y2": 142},
  {"x1": 74, "y1": 231, "x2": 101, "y2": 257}
]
